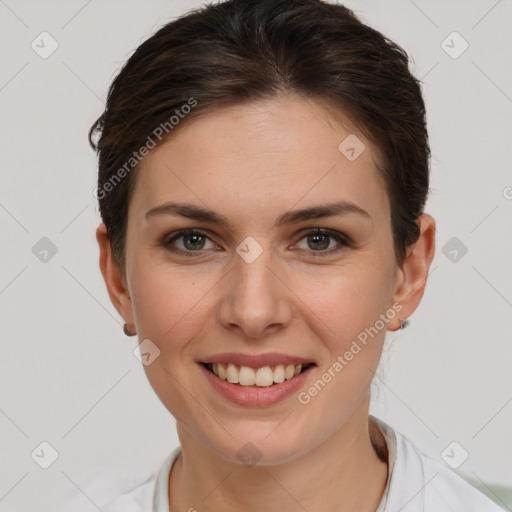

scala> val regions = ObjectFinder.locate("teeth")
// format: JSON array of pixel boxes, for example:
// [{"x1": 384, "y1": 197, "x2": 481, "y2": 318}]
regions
[
  {"x1": 285, "y1": 364, "x2": 295, "y2": 380},
  {"x1": 218, "y1": 363, "x2": 227, "y2": 380},
  {"x1": 208, "y1": 362, "x2": 307, "y2": 387},
  {"x1": 226, "y1": 363, "x2": 239, "y2": 383},
  {"x1": 255, "y1": 366, "x2": 274, "y2": 387},
  {"x1": 239, "y1": 366, "x2": 255, "y2": 386},
  {"x1": 273, "y1": 364, "x2": 285, "y2": 383}
]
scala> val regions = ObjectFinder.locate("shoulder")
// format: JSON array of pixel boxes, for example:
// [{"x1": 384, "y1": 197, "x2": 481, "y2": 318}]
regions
[
  {"x1": 420, "y1": 451, "x2": 506, "y2": 511},
  {"x1": 102, "y1": 476, "x2": 157, "y2": 512},
  {"x1": 384, "y1": 421, "x2": 506, "y2": 511},
  {"x1": 102, "y1": 447, "x2": 181, "y2": 512}
]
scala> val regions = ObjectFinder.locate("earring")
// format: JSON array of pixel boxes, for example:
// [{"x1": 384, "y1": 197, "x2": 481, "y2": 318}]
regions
[
  {"x1": 123, "y1": 323, "x2": 137, "y2": 336},
  {"x1": 399, "y1": 318, "x2": 409, "y2": 330}
]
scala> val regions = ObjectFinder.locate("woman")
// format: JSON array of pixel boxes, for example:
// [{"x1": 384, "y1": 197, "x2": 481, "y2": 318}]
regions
[{"x1": 90, "y1": 0, "x2": 506, "y2": 510}]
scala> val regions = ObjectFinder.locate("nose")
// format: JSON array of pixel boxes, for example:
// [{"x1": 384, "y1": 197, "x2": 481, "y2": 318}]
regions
[{"x1": 217, "y1": 239, "x2": 293, "y2": 340}]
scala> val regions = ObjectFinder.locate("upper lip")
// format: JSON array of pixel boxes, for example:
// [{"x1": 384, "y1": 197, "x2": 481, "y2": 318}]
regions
[{"x1": 199, "y1": 352, "x2": 315, "y2": 368}]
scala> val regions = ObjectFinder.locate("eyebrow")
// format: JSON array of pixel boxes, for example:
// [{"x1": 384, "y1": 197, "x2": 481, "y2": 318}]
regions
[{"x1": 145, "y1": 200, "x2": 370, "y2": 228}]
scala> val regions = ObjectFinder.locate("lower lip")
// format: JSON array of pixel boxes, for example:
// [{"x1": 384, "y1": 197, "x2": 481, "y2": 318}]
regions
[{"x1": 199, "y1": 363, "x2": 315, "y2": 407}]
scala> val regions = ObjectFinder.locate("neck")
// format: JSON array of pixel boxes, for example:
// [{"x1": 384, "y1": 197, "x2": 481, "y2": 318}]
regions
[{"x1": 169, "y1": 406, "x2": 388, "y2": 512}]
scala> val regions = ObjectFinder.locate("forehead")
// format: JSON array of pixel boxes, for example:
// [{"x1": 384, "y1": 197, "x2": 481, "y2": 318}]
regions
[{"x1": 130, "y1": 94, "x2": 389, "y2": 230}]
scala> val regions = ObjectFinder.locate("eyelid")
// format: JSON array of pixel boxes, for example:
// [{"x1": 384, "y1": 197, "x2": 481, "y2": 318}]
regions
[{"x1": 295, "y1": 227, "x2": 353, "y2": 245}]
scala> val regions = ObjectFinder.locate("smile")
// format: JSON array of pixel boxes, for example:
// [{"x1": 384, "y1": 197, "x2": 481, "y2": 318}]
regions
[{"x1": 202, "y1": 362, "x2": 314, "y2": 387}]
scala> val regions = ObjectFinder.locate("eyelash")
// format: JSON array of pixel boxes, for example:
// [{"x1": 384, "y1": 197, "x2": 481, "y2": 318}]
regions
[{"x1": 160, "y1": 228, "x2": 353, "y2": 258}]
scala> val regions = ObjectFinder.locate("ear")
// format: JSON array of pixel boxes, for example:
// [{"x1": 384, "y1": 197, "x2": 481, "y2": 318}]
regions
[
  {"x1": 96, "y1": 223, "x2": 135, "y2": 333},
  {"x1": 389, "y1": 214, "x2": 436, "y2": 331}
]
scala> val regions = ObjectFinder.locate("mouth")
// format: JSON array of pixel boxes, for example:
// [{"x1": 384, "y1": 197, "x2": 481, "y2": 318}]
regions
[{"x1": 200, "y1": 361, "x2": 316, "y2": 388}]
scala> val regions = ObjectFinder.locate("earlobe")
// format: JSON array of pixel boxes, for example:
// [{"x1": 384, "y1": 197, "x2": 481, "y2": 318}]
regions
[
  {"x1": 96, "y1": 223, "x2": 135, "y2": 332},
  {"x1": 389, "y1": 214, "x2": 436, "y2": 331}
]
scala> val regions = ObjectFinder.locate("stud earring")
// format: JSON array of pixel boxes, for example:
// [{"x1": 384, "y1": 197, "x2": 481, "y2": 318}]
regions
[
  {"x1": 399, "y1": 318, "x2": 409, "y2": 330},
  {"x1": 123, "y1": 323, "x2": 137, "y2": 336}
]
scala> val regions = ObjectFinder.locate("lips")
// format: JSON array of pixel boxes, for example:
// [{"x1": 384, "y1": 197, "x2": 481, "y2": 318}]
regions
[{"x1": 198, "y1": 359, "x2": 316, "y2": 407}]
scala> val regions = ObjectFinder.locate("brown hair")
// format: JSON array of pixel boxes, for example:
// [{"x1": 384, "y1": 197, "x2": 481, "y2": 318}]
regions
[{"x1": 89, "y1": 0, "x2": 430, "y2": 276}]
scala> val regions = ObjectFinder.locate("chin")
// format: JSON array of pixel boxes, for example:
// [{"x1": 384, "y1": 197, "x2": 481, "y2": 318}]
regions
[{"x1": 203, "y1": 419, "x2": 314, "y2": 467}]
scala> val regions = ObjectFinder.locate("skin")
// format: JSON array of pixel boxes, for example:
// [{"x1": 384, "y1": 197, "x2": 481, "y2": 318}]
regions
[{"x1": 97, "y1": 93, "x2": 435, "y2": 511}]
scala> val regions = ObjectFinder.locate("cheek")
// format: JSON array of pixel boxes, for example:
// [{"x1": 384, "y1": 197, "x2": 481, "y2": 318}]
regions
[
  {"x1": 129, "y1": 261, "x2": 217, "y2": 349},
  {"x1": 295, "y1": 274, "x2": 390, "y2": 426},
  {"x1": 293, "y1": 262, "x2": 392, "y2": 345},
  {"x1": 306, "y1": 268, "x2": 393, "y2": 397},
  {"x1": 129, "y1": 266, "x2": 217, "y2": 423}
]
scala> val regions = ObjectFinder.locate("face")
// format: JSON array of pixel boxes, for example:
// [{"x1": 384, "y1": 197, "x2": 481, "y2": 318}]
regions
[{"x1": 98, "y1": 93, "x2": 432, "y2": 465}]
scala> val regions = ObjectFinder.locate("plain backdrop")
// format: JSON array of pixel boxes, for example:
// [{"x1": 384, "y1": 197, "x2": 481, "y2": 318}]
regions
[{"x1": 0, "y1": 0, "x2": 511, "y2": 510}]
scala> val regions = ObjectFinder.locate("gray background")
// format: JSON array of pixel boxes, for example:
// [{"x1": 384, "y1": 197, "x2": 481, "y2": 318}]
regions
[{"x1": 0, "y1": 0, "x2": 511, "y2": 510}]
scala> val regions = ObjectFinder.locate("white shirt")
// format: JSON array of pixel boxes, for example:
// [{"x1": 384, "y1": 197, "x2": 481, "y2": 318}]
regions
[{"x1": 103, "y1": 416, "x2": 506, "y2": 511}]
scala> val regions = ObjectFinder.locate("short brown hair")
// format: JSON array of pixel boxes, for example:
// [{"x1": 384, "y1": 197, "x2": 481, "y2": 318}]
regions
[{"x1": 89, "y1": 0, "x2": 430, "y2": 275}]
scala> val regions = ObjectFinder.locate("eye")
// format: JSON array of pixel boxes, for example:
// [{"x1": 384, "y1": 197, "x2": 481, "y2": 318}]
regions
[
  {"x1": 293, "y1": 228, "x2": 351, "y2": 257},
  {"x1": 161, "y1": 227, "x2": 352, "y2": 258},
  {"x1": 161, "y1": 229, "x2": 217, "y2": 256}
]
